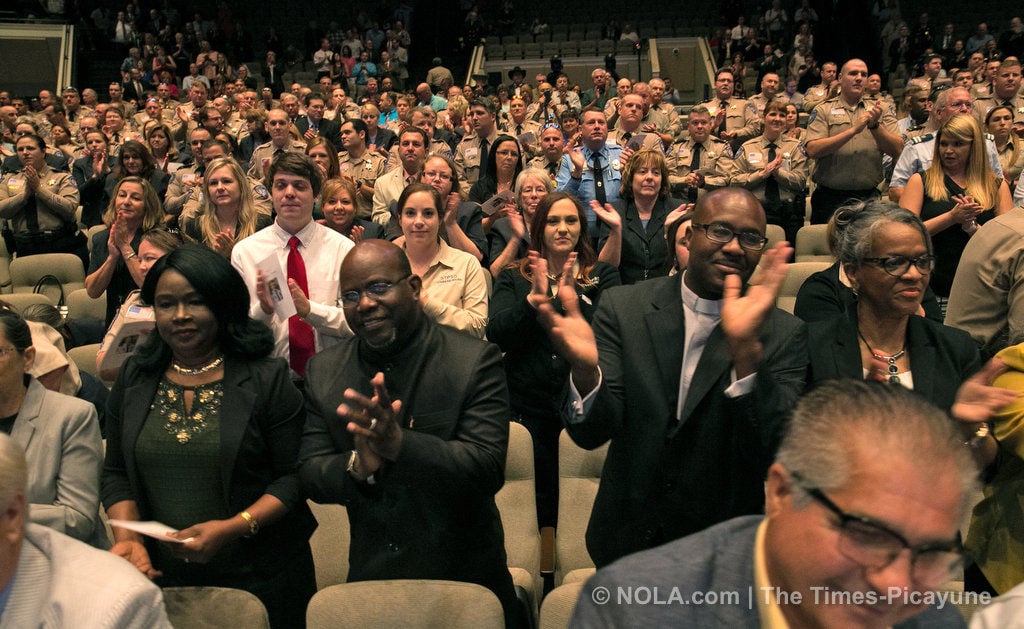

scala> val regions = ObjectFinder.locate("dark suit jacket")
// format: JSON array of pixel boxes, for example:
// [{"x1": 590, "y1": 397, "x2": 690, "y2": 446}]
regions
[
  {"x1": 299, "y1": 316, "x2": 515, "y2": 605},
  {"x1": 599, "y1": 195, "x2": 685, "y2": 285},
  {"x1": 794, "y1": 262, "x2": 943, "y2": 323},
  {"x1": 570, "y1": 274, "x2": 808, "y2": 567},
  {"x1": 71, "y1": 157, "x2": 109, "y2": 227},
  {"x1": 807, "y1": 307, "x2": 980, "y2": 412},
  {"x1": 294, "y1": 116, "x2": 342, "y2": 152},
  {"x1": 573, "y1": 515, "x2": 967, "y2": 627},
  {"x1": 101, "y1": 356, "x2": 316, "y2": 571},
  {"x1": 367, "y1": 128, "x2": 397, "y2": 153},
  {"x1": 2, "y1": 152, "x2": 70, "y2": 175}
]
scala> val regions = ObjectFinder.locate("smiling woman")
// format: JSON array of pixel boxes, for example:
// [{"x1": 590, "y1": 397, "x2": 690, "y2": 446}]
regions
[
  {"x1": 85, "y1": 177, "x2": 165, "y2": 326},
  {"x1": 398, "y1": 183, "x2": 489, "y2": 338},
  {"x1": 102, "y1": 245, "x2": 316, "y2": 628}
]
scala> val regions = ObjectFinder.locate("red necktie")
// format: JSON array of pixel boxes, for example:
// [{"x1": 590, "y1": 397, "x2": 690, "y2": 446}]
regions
[{"x1": 287, "y1": 236, "x2": 314, "y2": 376}]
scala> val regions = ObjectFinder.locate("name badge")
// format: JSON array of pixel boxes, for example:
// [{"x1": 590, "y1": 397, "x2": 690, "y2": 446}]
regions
[
  {"x1": 676, "y1": 148, "x2": 690, "y2": 157},
  {"x1": 830, "y1": 107, "x2": 846, "y2": 116},
  {"x1": 465, "y1": 148, "x2": 478, "y2": 157},
  {"x1": 747, "y1": 152, "x2": 763, "y2": 164}
]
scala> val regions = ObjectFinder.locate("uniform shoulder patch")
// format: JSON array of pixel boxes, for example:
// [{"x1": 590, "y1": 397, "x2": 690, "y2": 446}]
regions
[
  {"x1": 909, "y1": 133, "x2": 934, "y2": 145},
  {"x1": 807, "y1": 109, "x2": 817, "y2": 125}
]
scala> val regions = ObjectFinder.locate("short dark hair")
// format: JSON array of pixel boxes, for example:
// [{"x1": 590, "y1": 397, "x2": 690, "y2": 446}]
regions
[
  {"x1": 399, "y1": 126, "x2": 429, "y2": 148},
  {"x1": 469, "y1": 97, "x2": 497, "y2": 116},
  {"x1": 267, "y1": 152, "x2": 323, "y2": 196},
  {"x1": 343, "y1": 118, "x2": 368, "y2": 141},
  {"x1": 136, "y1": 245, "x2": 273, "y2": 371}
]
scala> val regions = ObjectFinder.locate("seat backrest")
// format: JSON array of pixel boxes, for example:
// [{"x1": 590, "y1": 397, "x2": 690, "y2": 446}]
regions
[
  {"x1": 0, "y1": 237, "x2": 11, "y2": 293},
  {"x1": 777, "y1": 261, "x2": 832, "y2": 314},
  {"x1": 496, "y1": 422, "x2": 541, "y2": 602},
  {"x1": 555, "y1": 430, "x2": 608, "y2": 584},
  {"x1": 162, "y1": 586, "x2": 270, "y2": 629},
  {"x1": 307, "y1": 580, "x2": 504, "y2": 628},
  {"x1": 67, "y1": 343, "x2": 102, "y2": 378},
  {"x1": 765, "y1": 224, "x2": 786, "y2": 251},
  {"x1": 9, "y1": 253, "x2": 86, "y2": 294},
  {"x1": 0, "y1": 292, "x2": 53, "y2": 312},
  {"x1": 66, "y1": 287, "x2": 106, "y2": 321},
  {"x1": 539, "y1": 581, "x2": 585, "y2": 629},
  {"x1": 308, "y1": 500, "x2": 350, "y2": 590},
  {"x1": 794, "y1": 224, "x2": 833, "y2": 263}
]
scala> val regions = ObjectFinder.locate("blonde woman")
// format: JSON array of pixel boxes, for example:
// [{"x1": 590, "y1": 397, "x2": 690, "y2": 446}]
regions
[
  {"x1": 182, "y1": 157, "x2": 272, "y2": 257},
  {"x1": 85, "y1": 176, "x2": 165, "y2": 325},
  {"x1": 900, "y1": 114, "x2": 1012, "y2": 297}
]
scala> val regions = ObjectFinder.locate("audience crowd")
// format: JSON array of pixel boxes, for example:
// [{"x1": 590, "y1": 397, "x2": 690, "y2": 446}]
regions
[{"x1": 2, "y1": 2, "x2": 1024, "y2": 627}]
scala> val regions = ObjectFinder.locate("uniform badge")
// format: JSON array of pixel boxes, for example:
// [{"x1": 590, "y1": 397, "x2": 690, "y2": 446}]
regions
[
  {"x1": 612, "y1": 159, "x2": 621, "y2": 171},
  {"x1": 253, "y1": 184, "x2": 270, "y2": 200}
]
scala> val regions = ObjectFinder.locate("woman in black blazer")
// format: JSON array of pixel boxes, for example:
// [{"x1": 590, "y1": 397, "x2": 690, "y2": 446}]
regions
[
  {"x1": 805, "y1": 199, "x2": 1013, "y2": 419},
  {"x1": 598, "y1": 148, "x2": 687, "y2": 284},
  {"x1": 102, "y1": 246, "x2": 315, "y2": 628}
]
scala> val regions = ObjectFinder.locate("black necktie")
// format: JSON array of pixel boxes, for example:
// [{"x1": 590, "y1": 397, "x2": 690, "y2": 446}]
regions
[
  {"x1": 688, "y1": 143, "x2": 703, "y2": 203},
  {"x1": 765, "y1": 142, "x2": 780, "y2": 203},
  {"x1": 480, "y1": 137, "x2": 489, "y2": 161},
  {"x1": 547, "y1": 161, "x2": 558, "y2": 178},
  {"x1": 718, "y1": 101, "x2": 728, "y2": 134},
  {"x1": 591, "y1": 153, "x2": 606, "y2": 205},
  {"x1": 516, "y1": 124, "x2": 523, "y2": 136}
]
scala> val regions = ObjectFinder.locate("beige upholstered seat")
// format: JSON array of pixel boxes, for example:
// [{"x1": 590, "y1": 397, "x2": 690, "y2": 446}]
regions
[
  {"x1": 161, "y1": 586, "x2": 270, "y2": 629},
  {"x1": 776, "y1": 261, "x2": 832, "y2": 314},
  {"x1": 794, "y1": 224, "x2": 833, "y2": 263},
  {"x1": 307, "y1": 500, "x2": 350, "y2": 590},
  {"x1": 0, "y1": 238, "x2": 11, "y2": 293},
  {"x1": 9, "y1": 253, "x2": 86, "y2": 295},
  {"x1": 555, "y1": 429, "x2": 608, "y2": 585},
  {"x1": 0, "y1": 292, "x2": 53, "y2": 312},
  {"x1": 539, "y1": 581, "x2": 586, "y2": 629},
  {"x1": 67, "y1": 343, "x2": 102, "y2": 379},
  {"x1": 306, "y1": 580, "x2": 504, "y2": 629},
  {"x1": 765, "y1": 224, "x2": 786, "y2": 251},
  {"x1": 496, "y1": 421, "x2": 542, "y2": 611},
  {"x1": 66, "y1": 287, "x2": 106, "y2": 321}
]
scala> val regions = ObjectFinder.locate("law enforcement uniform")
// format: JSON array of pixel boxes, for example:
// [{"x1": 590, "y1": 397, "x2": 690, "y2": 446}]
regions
[
  {"x1": 665, "y1": 137, "x2": 730, "y2": 202},
  {"x1": 527, "y1": 155, "x2": 562, "y2": 183},
  {"x1": 801, "y1": 83, "x2": 832, "y2": 113},
  {"x1": 454, "y1": 130, "x2": 497, "y2": 195},
  {"x1": 651, "y1": 102, "x2": 682, "y2": 139},
  {"x1": 164, "y1": 165, "x2": 198, "y2": 218},
  {"x1": 696, "y1": 97, "x2": 760, "y2": 151},
  {"x1": 501, "y1": 118, "x2": 542, "y2": 157},
  {"x1": 803, "y1": 96, "x2": 899, "y2": 223},
  {"x1": 0, "y1": 165, "x2": 85, "y2": 262},
  {"x1": 247, "y1": 139, "x2": 307, "y2": 181},
  {"x1": 723, "y1": 135, "x2": 807, "y2": 242},
  {"x1": 607, "y1": 129, "x2": 663, "y2": 151},
  {"x1": 339, "y1": 150, "x2": 387, "y2": 219},
  {"x1": 973, "y1": 95, "x2": 1024, "y2": 126},
  {"x1": 325, "y1": 102, "x2": 361, "y2": 122},
  {"x1": 747, "y1": 93, "x2": 786, "y2": 117},
  {"x1": 890, "y1": 132, "x2": 1005, "y2": 190}
]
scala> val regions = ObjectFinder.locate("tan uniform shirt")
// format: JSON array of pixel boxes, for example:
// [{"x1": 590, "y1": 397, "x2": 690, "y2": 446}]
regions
[
  {"x1": 454, "y1": 130, "x2": 497, "y2": 194},
  {"x1": 665, "y1": 137, "x2": 731, "y2": 197},
  {"x1": 801, "y1": 84, "x2": 832, "y2": 112},
  {"x1": 247, "y1": 139, "x2": 307, "y2": 180},
  {"x1": 651, "y1": 102, "x2": 682, "y2": 139},
  {"x1": 804, "y1": 96, "x2": 899, "y2": 189},
  {"x1": 0, "y1": 166, "x2": 79, "y2": 233},
  {"x1": 698, "y1": 98, "x2": 760, "y2": 148},
  {"x1": 606, "y1": 129, "x2": 662, "y2": 150},
  {"x1": 723, "y1": 135, "x2": 808, "y2": 202},
  {"x1": 339, "y1": 150, "x2": 387, "y2": 219},
  {"x1": 974, "y1": 95, "x2": 1024, "y2": 126}
]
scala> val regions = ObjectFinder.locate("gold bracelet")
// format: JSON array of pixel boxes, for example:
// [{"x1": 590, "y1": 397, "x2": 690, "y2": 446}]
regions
[{"x1": 238, "y1": 510, "x2": 259, "y2": 537}]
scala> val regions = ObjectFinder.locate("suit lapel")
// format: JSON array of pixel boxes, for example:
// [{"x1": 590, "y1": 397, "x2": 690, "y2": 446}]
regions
[
  {"x1": 219, "y1": 359, "x2": 256, "y2": 500},
  {"x1": 679, "y1": 324, "x2": 732, "y2": 425},
  {"x1": 831, "y1": 312, "x2": 863, "y2": 380},
  {"x1": 644, "y1": 276, "x2": 685, "y2": 419},
  {"x1": 906, "y1": 317, "x2": 936, "y2": 402},
  {"x1": 11, "y1": 378, "x2": 44, "y2": 451},
  {"x1": 121, "y1": 376, "x2": 161, "y2": 494},
  {"x1": 624, "y1": 203, "x2": 648, "y2": 242}
]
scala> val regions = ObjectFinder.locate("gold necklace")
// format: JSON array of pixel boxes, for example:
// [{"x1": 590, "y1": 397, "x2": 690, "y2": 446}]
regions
[{"x1": 171, "y1": 355, "x2": 224, "y2": 376}]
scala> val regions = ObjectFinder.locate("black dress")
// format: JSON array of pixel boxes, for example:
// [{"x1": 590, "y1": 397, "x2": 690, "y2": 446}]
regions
[{"x1": 919, "y1": 175, "x2": 995, "y2": 297}]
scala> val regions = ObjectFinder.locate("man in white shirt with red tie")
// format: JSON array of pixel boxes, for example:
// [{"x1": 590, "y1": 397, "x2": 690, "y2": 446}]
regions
[{"x1": 232, "y1": 153, "x2": 354, "y2": 381}]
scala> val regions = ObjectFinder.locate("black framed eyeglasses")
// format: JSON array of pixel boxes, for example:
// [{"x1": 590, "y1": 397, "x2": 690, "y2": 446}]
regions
[
  {"x1": 791, "y1": 472, "x2": 963, "y2": 585},
  {"x1": 690, "y1": 222, "x2": 768, "y2": 251},
  {"x1": 862, "y1": 255, "x2": 935, "y2": 277},
  {"x1": 341, "y1": 274, "x2": 410, "y2": 306}
]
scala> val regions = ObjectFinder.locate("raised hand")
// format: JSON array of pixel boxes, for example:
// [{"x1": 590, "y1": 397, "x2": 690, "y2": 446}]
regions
[
  {"x1": 952, "y1": 357, "x2": 1018, "y2": 424},
  {"x1": 533, "y1": 252, "x2": 601, "y2": 393},
  {"x1": 340, "y1": 372, "x2": 404, "y2": 461}
]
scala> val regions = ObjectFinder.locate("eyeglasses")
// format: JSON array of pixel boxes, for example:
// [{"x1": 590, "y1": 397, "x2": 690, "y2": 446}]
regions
[
  {"x1": 791, "y1": 472, "x2": 963, "y2": 585},
  {"x1": 341, "y1": 274, "x2": 410, "y2": 306},
  {"x1": 862, "y1": 255, "x2": 935, "y2": 277},
  {"x1": 690, "y1": 222, "x2": 768, "y2": 251},
  {"x1": 422, "y1": 170, "x2": 452, "y2": 181}
]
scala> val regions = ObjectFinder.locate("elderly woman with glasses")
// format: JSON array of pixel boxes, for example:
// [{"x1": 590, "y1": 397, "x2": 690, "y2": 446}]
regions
[{"x1": 805, "y1": 200, "x2": 1014, "y2": 421}]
